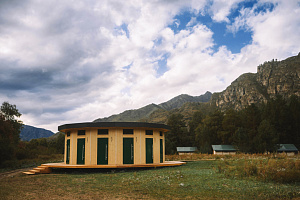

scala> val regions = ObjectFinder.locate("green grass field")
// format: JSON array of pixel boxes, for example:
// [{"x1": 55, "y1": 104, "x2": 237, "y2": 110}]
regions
[{"x1": 1, "y1": 160, "x2": 299, "y2": 199}]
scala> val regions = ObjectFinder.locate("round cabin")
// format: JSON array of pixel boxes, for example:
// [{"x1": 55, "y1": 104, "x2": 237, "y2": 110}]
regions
[{"x1": 58, "y1": 122, "x2": 170, "y2": 166}]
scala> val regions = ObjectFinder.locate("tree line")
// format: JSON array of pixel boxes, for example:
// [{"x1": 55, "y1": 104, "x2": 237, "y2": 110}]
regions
[
  {"x1": 1, "y1": 94, "x2": 299, "y2": 165},
  {"x1": 0, "y1": 102, "x2": 64, "y2": 166},
  {"x1": 166, "y1": 95, "x2": 300, "y2": 154}
]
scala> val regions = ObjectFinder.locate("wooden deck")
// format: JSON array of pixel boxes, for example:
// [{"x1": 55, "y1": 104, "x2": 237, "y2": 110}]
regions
[
  {"x1": 42, "y1": 161, "x2": 185, "y2": 169},
  {"x1": 23, "y1": 161, "x2": 185, "y2": 175}
]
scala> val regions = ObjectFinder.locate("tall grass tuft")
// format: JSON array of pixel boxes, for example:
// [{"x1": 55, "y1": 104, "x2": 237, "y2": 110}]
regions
[{"x1": 216, "y1": 158, "x2": 300, "y2": 183}]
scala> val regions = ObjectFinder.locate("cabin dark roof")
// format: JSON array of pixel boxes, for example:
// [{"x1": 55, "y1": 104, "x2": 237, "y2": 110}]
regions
[
  {"x1": 58, "y1": 122, "x2": 170, "y2": 132},
  {"x1": 212, "y1": 145, "x2": 237, "y2": 152},
  {"x1": 277, "y1": 144, "x2": 298, "y2": 152},
  {"x1": 176, "y1": 147, "x2": 197, "y2": 152}
]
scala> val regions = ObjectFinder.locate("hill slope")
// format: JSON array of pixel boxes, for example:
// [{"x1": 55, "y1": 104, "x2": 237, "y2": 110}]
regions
[
  {"x1": 20, "y1": 125, "x2": 54, "y2": 141},
  {"x1": 93, "y1": 91, "x2": 212, "y2": 122}
]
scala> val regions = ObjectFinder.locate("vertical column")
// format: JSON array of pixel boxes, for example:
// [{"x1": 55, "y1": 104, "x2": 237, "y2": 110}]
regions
[
  {"x1": 64, "y1": 134, "x2": 67, "y2": 164},
  {"x1": 153, "y1": 130, "x2": 159, "y2": 164},
  {"x1": 71, "y1": 131, "x2": 77, "y2": 165},
  {"x1": 90, "y1": 129, "x2": 97, "y2": 165}
]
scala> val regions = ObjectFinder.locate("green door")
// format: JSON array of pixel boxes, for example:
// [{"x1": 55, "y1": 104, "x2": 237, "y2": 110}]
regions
[
  {"x1": 160, "y1": 139, "x2": 163, "y2": 163},
  {"x1": 77, "y1": 138, "x2": 85, "y2": 165},
  {"x1": 97, "y1": 138, "x2": 108, "y2": 165},
  {"x1": 66, "y1": 139, "x2": 70, "y2": 164},
  {"x1": 146, "y1": 138, "x2": 153, "y2": 164},
  {"x1": 123, "y1": 138, "x2": 134, "y2": 164}
]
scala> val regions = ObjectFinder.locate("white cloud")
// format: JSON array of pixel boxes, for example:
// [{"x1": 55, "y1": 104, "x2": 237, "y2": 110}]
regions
[
  {"x1": 186, "y1": 17, "x2": 197, "y2": 27},
  {"x1": 0, "y1": 0, "x2": 299, "y2": 132},
  {"x1": 210, "y1": 0, "x2": 243, "y2": 22},
  {"x1": 228, "y1": 0, "x2": 300, "y2": 58}
]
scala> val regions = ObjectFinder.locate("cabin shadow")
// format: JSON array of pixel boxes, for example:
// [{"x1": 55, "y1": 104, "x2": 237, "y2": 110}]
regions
[{"x1": 51, "y1": 165, "x2": 180, "y2": 175}]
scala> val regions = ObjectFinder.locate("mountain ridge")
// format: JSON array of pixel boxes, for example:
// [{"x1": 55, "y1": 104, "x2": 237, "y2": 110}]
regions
[
  {"x1": 93, "y1": 53, "x2": 300, "y2": 124},
  {"x1": 20, "y1": 125, "x2": 54, "y2": 141},
  {"x1": 93, "y1": 91, "x2": 212, "y2": 122}
]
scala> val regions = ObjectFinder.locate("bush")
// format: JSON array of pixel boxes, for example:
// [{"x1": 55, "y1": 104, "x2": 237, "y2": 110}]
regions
[{"x1": 0, "y1": 154, "x2": 64, "y2": 171}]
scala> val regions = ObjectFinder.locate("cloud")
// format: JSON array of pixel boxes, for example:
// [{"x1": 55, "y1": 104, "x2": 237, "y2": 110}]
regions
[
  {"x1": 0, "y1": 0, "x2": 299, "y2": 132},
  {"x1": 210, "y1": 0, "x2": 243, "y2": 22},
  {"x1": 228, "y1": 0, "x2": 300, "y2": 58},
  {"x1": 186, "y1": 17, "x2": 197, "y2": 27}
]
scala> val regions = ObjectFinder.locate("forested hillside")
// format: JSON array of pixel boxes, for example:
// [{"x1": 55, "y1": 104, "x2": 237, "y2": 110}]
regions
[
  {"x1": 165, "y1": 95, "x2": 300, "y2": 154},
  {"x1": 20, "y1": 125, "x2": 54, "y2": 141},
  {"x1": 94, "y1": 92, "x2": 212, "y2": 122}
]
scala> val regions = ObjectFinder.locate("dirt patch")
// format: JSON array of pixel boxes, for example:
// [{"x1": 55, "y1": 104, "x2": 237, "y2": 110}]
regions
[{"x1": 0, "y1": 167, "x2": 32, "y2": 179}]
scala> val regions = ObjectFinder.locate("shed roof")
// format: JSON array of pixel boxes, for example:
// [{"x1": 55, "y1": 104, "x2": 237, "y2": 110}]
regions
[
  {"x1": 277, "y1": 144, "x2": 298, "y2": 152},
  {"x1": 212, "y1": 145, "x2": 237, "y2": 152},
  {"x1": 58, "y1": 122, "x2": 170, "y2": 132},
  {"x1": 176, "y1": 147, "x2": 197, "y2": 152}
]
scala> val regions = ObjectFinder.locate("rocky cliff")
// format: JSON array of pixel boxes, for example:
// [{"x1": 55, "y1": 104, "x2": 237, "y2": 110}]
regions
[
  {"x1": 211, "y1": 53, "x2": 300, "y2": 110},
  {"x1": 257, "y1": 54, "x2": 300, "y2": 98}
]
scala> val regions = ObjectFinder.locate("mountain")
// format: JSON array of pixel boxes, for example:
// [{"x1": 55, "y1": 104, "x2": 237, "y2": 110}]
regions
[
  {"x1": 159, "y1": 92, "x2": 212, "y2": 110},
  {"x1": 211, "y1": 53, "x2": 300, "y2": 110},
  {"x1": 20, "y1": 125, "x2": 54, "y2": 141},
  {"x1": 94, "y1": 104, "x2": 162, "y2": 122},
  {"x1": 93, "y1": 53, "x2": 299, "y2": 124},
  {"x1": 93, "y1": 91, "x2": 212, "y2": 122},
  {"x1": 47, "y1": 131, "x2": 65, "y2": 140},
  {"x1": 140, "y1": 99, "x2": 214, "y2": 124}
]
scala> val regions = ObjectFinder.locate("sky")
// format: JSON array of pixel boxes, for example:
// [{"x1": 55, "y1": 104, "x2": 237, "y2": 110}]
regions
[{"x1": 0, "y1": 0, "x2": 299, "y2": 133}]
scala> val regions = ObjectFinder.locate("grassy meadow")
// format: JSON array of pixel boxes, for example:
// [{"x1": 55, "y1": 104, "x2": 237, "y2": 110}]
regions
[{"x1": 1, "y1": 154, "x2": 299, "y2": 199}]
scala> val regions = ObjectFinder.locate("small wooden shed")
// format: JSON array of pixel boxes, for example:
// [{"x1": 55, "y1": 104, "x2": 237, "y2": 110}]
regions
[
  {"x1": 212, "y1": 145, "x2": 237, "y2": 155},
  {"x1": 277, "y1": 144, "x2": 298, "y2": 156},
  {"x1": 176, "y1": 147, "x2": 197, "y2": 155}
]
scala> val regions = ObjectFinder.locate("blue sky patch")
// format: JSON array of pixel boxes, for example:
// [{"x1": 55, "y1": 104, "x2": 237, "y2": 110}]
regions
[
  {"x1": 114, "y1": 23, "x2": 129, "y2": 38},
  {"x1": 228, "y1": 0, "x2": 258, "y2": 20},
  {"x1": 122, "y1": 62, "x2": 132, "y2": 70},
  {"x1": 155, "y1": 53, "x2": 169, "y2": 77},
  {"x1": 166, "y1": 0, "x2": 279, "y2": 54},
  {"x1": 169, "y1": 11, "x2": 194, "y2": 34}
]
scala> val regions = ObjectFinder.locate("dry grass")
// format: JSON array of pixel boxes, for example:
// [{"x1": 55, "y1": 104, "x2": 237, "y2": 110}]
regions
[
  {"x1": 1, "y1": 158, "x2": 299, "y2": 200},
  {"x1": 217, "y1": 158, "x2": 300, "y2": 183},
  {"x1": 166, "y1": 152, "x2": 300, "y2": 161}
]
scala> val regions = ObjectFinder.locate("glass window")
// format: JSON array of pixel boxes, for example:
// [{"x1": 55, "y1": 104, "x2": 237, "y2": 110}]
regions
[
  {"x1": 78, "y1": 130, "x2": 86, "y2": 135},
  {"x1": 67, "y1": 131, "x2": 70, "y2": 137},
  {"x1": 123, "y1": 129, "x2": 134, "y2": 134},
  {"x1": 98, "y1": 129, "x2": 109, "y2": 135},
  {"x1": 146, "y1": 130, "x2": 153, "y2": 135},
  {"x1": 160, "y1": 131, "x2": 163, "y2": 136}
]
